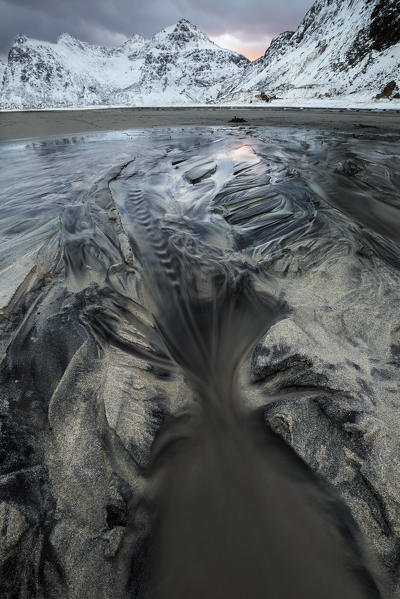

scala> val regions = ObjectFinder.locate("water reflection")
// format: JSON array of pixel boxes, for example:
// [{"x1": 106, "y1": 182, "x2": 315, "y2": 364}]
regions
[{"x1": 0, "y1": 126, "x2": 399, "y2": 598}]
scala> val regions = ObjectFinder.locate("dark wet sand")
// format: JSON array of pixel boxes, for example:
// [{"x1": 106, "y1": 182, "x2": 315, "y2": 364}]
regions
[
  {"x1": 1, "y1": 106, "x2": 400, "y2": 141},
  {"x1": 1, "y1": 123, "x2": 398, "y2": 598}
]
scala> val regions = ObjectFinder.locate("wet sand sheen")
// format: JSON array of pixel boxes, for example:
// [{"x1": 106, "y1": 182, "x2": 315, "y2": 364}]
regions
[
  {"x1": 1, "y1": 106, "x2": 400, "y2": 142},
  {"x1": 0, "y1": 126, "x2": 399, "y2": 597}
]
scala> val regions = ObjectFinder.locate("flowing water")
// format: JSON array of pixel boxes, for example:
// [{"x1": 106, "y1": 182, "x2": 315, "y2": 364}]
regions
[{"x1": 1, "y1": 125, "x2": 400, "y2": 598}]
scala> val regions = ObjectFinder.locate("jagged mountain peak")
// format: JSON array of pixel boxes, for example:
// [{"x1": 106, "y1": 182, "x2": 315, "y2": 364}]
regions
[
  {"x1": 57, "y1": 32, "x2": 79, "y2": 44},
  {"x1": 55, "y1": 33, "x2": 106, "y2": 53},
  {"x1": 151, "y1": 17, "x2": 217, "y2": 50},
  {"x1": 2, "y1": 0, "x2": 399, "y2": 108},
  {"x1": 13, "y1": 33, "x2": 28, "y2": 45},
  {"x1": 0, "y1": 19, "x2": 249, "y2": 107},
  {"x1": 121, "y1": 33, "x2": 145, "y2": 44},
  {"x1": 167, "y1": 18, "x2": 200, "y2": 33}
]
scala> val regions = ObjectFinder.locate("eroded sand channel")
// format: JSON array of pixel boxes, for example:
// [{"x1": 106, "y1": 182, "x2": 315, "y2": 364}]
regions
[{"x1": 0, "y1": 125, "x2": 399, "y2": 598}]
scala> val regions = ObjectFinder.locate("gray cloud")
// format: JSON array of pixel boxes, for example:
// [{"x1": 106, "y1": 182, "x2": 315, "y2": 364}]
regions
[{"x1": 0, "y1": 0, "x2": 314, "y2": 61}]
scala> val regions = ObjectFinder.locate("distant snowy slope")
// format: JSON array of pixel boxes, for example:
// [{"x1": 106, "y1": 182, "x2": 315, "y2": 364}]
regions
[
  {"x1": 1, "y1": 32, "x2": 145, "y2": 107},
  {"x1": 0, "y1": 60, "x2": 5, "y2": 85},
  {"x1": 0, "y1": 20, "x2": 249, "y2": 107},
  {"x1": 221, "y1": 0, "x2": 400, "y2": 104}
]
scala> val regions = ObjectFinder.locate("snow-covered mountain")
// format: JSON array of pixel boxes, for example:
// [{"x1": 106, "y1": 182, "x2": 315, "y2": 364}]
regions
[
  {"x1": 0, "y1": 60, "x2": 5, "y2": 85},
  {"x1": 221, "y1": 0, "x2": 400, "y2": 104},
  {"x1": 1, "y1": 1, "x2": 399, "y2": 109},
  {"x1": 0, "y1": 20, "x2": 249, "y2": 107}
]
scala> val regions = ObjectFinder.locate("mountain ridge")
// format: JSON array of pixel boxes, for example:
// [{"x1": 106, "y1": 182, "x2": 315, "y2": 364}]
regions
[
  {"x1": 221, "y1": 0, "x2": 400, "y2": 104},
  {"x1": 1, "y1": 2, "x2": 400, "y2": 108},
  {"x1": 0, "y1": 19, "x2": 249, "y2": 107}
]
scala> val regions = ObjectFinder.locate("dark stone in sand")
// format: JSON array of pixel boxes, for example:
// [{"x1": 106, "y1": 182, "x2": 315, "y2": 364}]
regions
[
  {"x1": 335, "y1": 159, "x2": 364, "y2": 176},
  {"x1": 229, "y1": 116, "x2": 247, "y2": 123}
]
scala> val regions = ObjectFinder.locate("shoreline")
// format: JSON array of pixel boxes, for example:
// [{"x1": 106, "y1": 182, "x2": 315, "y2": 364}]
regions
[{"x1": 1, "y1": 106, "x2": 400, "y2": 142}]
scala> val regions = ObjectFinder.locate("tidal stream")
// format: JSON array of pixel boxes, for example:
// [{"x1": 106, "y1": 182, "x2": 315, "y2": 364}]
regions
[{"x1": 1, "y1": 125, "x2": 400, "y2": 598}]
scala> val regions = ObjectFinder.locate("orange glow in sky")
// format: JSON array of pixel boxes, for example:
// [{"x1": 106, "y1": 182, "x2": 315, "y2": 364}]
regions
[
  {"x1": 210, "y1": 33, "x2": 271, "y2": 62},
  {"x1": 237, "y1": 46, "x2": 266, "y2": 61}
]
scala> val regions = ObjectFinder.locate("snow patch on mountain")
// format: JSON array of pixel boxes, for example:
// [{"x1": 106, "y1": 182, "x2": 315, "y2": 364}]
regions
[
  {"x1": 0, "y1": 20, "x2": 249, "y2": 108},
  {"x1": 1, "y1": 1, "x2": 400, "y2": 109},
  {"x1": 221, "y1": 0, "x2": 400, "y2": 105},
  {"x1": 0, "y1": 61, "x2": 5, "y2": 85}
]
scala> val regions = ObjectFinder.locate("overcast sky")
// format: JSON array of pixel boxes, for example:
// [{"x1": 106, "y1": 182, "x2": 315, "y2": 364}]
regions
[{"x1": 0, "y1": 0, "x2": 314, "y2": 62}]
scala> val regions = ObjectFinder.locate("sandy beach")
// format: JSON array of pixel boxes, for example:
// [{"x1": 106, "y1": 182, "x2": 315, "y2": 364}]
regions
[
  {"x1": 0, "y1": 118, "x2": 399, "y2": 599},
  {"x1": 1, "y1": 106, "x2": 400, "y2": 141}
]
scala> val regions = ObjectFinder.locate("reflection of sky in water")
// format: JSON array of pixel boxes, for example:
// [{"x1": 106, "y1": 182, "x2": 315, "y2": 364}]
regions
[
  {"x1": 0, "y1": 134, "x2": 135, "y2": 269},
  {"x1": 1, "y1": 128, "x2": 400, "y2": 597},
  {"x1": 1, "y1": 126, "x2": 400, "y2": 276},
  {"x1": 0, "y1": 130, "x2": 282, "y2": 270}
]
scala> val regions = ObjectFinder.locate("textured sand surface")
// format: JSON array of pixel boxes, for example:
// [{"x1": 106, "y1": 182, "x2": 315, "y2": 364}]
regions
[
  {"x1": 1, "y1": 106, "x2": 400, "y2": 142},
  {"x1": 0, "y1": 125, "x2": 399, "y2": 598}
]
